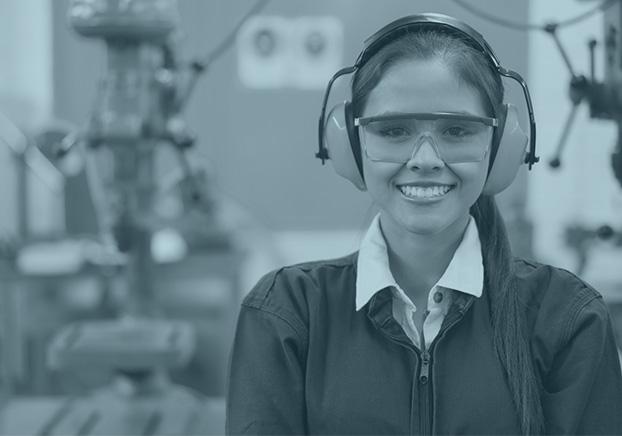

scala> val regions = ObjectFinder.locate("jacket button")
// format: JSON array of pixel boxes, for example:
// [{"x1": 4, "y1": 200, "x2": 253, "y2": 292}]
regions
[{"x1": 433, "y1": 291, "x2": 443, "y2": 303}]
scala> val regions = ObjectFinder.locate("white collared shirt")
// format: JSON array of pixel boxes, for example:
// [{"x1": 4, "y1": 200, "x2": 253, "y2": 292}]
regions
[{"x1": 356, "y1": 214, "x2": 484, "y2": 349}]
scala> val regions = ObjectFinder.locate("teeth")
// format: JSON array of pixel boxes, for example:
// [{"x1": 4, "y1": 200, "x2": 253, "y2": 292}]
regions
[{"x1": 399, "y1": 185, "x2": 452, "y2": 198}]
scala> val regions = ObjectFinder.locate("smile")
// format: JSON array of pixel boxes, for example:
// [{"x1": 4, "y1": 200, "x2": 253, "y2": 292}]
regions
[{"x1": 397, "y1": 184, "x2": 454, "y2": 199}]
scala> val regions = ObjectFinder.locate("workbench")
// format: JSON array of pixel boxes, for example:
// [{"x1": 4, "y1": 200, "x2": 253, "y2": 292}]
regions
[{"x1": 0, "y1": 395, "x2": 225, "y2": 435}]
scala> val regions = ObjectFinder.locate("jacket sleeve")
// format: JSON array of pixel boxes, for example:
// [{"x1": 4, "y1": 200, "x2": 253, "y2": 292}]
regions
[
  {"x1": 542, "y1": 294, "x2": 622, "y2": 434},
  {"x1": 226, "y1": 302, "x2": 308, "y2": 435}
]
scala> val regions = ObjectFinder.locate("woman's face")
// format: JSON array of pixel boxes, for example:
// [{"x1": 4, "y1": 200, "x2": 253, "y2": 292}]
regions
[{"x1": 360, "y1": 58, "x2": 491, "y2": 238}]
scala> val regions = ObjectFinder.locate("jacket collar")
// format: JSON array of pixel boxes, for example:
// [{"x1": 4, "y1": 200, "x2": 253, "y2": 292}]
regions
[{"x1": 356, "y1": 214, "x2": 484, "y2": 311}]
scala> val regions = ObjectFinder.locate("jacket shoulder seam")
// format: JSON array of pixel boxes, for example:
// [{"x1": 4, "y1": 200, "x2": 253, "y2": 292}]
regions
[
  {"x1": 241, "y1": 303, "x2": 309, "y2": 347},
  {"x1": 281, "y1": 252, "x2": 358, "y2": 274},
  {"x1": 512, "y1": 258, "x2": 604, "y2": 349},
  {"x1": 243, "y1": 268, "x2": 310, "y2": 341},
  {"x1": 242, "y1": 255, "x2": 356, "y2": 342},
  {"x1": 559, "y1": 286, "x2": 602, "y2": 348}
]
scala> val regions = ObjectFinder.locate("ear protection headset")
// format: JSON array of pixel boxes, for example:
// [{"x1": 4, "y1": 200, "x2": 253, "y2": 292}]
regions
[{"x1": 316, "y1": 13, "x2": 539, "y2": 194}]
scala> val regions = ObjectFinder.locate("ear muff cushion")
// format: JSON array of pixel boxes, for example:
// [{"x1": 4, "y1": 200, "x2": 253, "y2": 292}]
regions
[
  {"x1": 482, "y1": 103, "x2": 528, "y2": 195},
  {"x1": 324, "y1": 102, "x2": 367, "y2": 191}
]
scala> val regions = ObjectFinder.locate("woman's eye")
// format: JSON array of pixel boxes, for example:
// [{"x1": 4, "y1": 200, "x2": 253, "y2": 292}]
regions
[
  {"x1": 378, "y1": 126, "x2": 410, "y2": 140},
  {"x1": 444, "y1": 126, "x2": 473, "y2": 138}
]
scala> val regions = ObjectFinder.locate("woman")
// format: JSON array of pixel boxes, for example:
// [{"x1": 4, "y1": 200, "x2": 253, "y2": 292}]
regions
[{"x1": 226, "y1": 13, "x2": 622, "y2": 435}]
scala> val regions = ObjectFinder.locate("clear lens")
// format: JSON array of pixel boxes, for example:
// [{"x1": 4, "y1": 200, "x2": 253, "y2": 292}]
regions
[{"x1": 358, "y1": 114, "x2": 494, "y2": 164}]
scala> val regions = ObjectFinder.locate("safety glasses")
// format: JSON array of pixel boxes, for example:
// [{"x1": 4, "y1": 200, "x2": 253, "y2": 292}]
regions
[{"x1": 354, "y1": 112, "x2": 497, "y2": 164}]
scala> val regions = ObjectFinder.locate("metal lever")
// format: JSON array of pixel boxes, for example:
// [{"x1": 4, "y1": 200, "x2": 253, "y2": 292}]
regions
[
  {"x1": 545, "y1": 23, "x2": 578, "y2": 77},
  {"x1": 589, "y1": 38, "x2": 597, "y2": 83},
  {"x1": 544, "y1": 24, "x2": 593, "y2": 169},
  {"x1": 549, "y1": 100, "x2": 580, "y2": 168}
]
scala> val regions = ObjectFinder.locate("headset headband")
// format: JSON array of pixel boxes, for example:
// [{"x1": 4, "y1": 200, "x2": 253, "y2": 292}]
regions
[
  {"x1": 316, "y1": 13, "x2": 539, "y2": 169},
  {"x1": 357, "y1": 13, "x2": 501, "y2": 68}
]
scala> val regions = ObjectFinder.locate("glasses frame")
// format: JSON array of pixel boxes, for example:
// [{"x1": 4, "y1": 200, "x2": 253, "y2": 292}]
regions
[
  {"x1": 354, "y1": 111, "x2": 498, "y2": 127},
  {"x1": 354, "y1": 111, "x2": 498, "y2": 164}
]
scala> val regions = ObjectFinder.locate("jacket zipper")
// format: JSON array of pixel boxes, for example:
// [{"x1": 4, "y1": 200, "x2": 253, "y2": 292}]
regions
[
  {"x1": 419, "y1": 310, "x2": 431, "y2": 435},
  {"x1": 375, "y1": 297, "x2": 475, "y2": 435}
]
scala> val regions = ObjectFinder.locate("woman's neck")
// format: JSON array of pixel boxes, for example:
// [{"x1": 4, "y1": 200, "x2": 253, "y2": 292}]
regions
[{"x1": 379, "y1": 211, "x2": 470, "y2": 300}]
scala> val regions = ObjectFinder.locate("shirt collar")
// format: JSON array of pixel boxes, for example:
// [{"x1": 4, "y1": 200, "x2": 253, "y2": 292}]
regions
[{"x1": 355, "y1": 214, "x2": 484, "y2": 311}]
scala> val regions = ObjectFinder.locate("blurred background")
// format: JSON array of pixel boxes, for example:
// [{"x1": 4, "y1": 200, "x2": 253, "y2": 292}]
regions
[{"x1": 0, "y1": 0, "x2": 621, "y2": 434}]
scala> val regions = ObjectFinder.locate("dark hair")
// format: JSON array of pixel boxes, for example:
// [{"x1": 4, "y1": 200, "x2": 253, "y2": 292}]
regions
[{"x1": 351, "y1": 28, "x2": 544, "y2": 435}]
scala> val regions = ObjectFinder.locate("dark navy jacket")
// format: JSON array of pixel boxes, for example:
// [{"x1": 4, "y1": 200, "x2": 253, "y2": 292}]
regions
[{"x1": 226, "y1": 253, "x2": 622, "y2": 435}]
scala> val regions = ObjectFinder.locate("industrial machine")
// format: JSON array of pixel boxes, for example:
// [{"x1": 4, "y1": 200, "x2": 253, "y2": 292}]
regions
[
  {"x1": 48, "y1": 0, "x2": 200, "y2": 397},
  {"x1": 537, "y1": 0, "x2": 622, "y2": 273},
  {"x1": 0, "y1": 0, "x2": 260, "y2": 433}
]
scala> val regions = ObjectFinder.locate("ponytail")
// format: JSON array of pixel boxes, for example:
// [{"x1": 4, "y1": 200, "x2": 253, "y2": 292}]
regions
[{"x1": 471, "y1": 196, "x2": 544, "y2": 435}]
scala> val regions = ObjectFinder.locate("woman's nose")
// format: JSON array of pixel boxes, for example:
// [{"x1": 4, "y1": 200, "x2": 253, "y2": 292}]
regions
[{"x1": 406, "y1": 137, "x2": 445, "y2": 170}]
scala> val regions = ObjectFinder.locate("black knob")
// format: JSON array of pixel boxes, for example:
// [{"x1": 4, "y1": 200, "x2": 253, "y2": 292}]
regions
[{"x1": 596, "y1": 225, "x2": 614, "y2": 240}]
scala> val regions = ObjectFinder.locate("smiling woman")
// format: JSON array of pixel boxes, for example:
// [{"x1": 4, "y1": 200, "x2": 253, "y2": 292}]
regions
[{"x1": 226, "y1": 13, "x2": 622, "y2": 436}]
